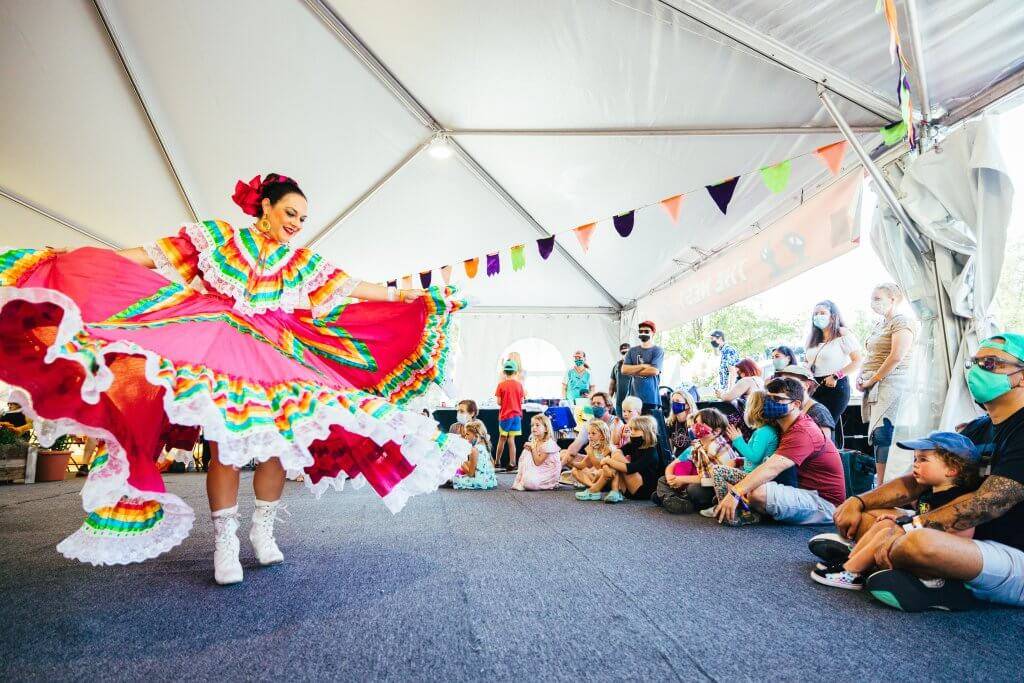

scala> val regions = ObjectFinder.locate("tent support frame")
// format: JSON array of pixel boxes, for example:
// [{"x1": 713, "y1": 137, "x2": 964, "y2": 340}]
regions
[
  {"x1": 300, "y1": 0, "x2": 622, "y2": 309},
  {"x1": 655, "y1": 0, "x2": 900, "y2": 122},
  {"x1": 0, "y1": 186, "x2": 120, "y2": 248},
  {"x1": 449, "y1": 126, "x2": 878, "y2": 137},
  {"x1": 92, "y1": 0, "x2": 201, "y2": 223}
]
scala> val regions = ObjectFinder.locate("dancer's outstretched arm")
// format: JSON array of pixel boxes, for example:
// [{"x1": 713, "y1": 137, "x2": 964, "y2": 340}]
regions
[
  {"x1": 350, "y1": 281, "x2": 425, "y2": 303},
  {"x1": 115, "y1": 247, "x2": 156, "y2": 269}
]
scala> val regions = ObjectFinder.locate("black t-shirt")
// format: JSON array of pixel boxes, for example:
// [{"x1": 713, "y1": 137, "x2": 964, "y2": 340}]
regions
[
  {"x1": 1, "y1": 411, "x2": 26, "y2": 428},
  {"x1": 974, "y1": 406, "x2": 1024, "y2": 549},
  {"x1": 915, "y1": 485, "x2": 970, "y2": 516},
  {"x1": 959, "y1": 414, "x2": 996, "y2": 464},
  {"x1": 623, "y1": 441, "x2": 661, "y2": 500},
  {"x1": 805, "y1": 402, "x2": 836, "y2": 431}
]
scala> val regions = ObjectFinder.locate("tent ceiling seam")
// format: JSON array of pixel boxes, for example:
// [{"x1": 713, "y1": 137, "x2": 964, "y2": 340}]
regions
[
  {"x1": 655, "y1": 0, "x2": 900, "y2": 123},
  {"x1": 0, "y1": 186, "x2": 121, "y2": 249},
  {"x1": 300, "y1": 0, "x2": 623, "y2": 309},
  {"x1": 92, "y1": 0, "x2": 201, "y2": 223},
  {"x1": 448, "y1": 126, "x2": 880, "y2": 137}
]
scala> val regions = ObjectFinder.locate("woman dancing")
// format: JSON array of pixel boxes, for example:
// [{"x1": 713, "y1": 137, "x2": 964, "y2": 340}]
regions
[{"x1": 0, "y1": 173, "x2": 467, "y2": 583}]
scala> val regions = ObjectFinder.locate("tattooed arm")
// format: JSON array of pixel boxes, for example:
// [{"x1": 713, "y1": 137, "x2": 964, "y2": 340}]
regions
[
  {"x1": 833, "y1": 474, "x2": 927, "y2": 539},
  {"x1": 918, "y1": 475, "x2": 1024, "y2": 532}
]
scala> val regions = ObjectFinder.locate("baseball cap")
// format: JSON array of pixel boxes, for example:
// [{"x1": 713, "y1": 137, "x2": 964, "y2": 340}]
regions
[
  {"x1": 639, "y1": 320, "x2": 657, "y2": 333},
  {"x1": 776, "y1": 365, "x2": 814, "y2": 381},
  {"x1": 503, "y1": 360, "x2": 518, "y2": 372},
  {"x1": 897, "y1": 431, "x2": 981, "y2": 463},
  {"x1": 979, "y1": 333, "x2": 1024, "y2": 363}
]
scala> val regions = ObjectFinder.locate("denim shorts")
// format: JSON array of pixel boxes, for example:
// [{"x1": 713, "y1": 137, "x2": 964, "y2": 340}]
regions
[
  {"x1": 871, "y1": 418, "x2": 895, "y2": 464},
  {"x1": 966, "y1": 539, "x2": 1024, "y2": 606},
  {"x1": 763, "y1": 481, "x2": 836, "y2": 525},
  {"x1": 498, "y1": 416, "x2": 522, "y2": 436}
]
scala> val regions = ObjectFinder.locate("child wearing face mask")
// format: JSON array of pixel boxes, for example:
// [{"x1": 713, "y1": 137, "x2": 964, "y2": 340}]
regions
[
  {"x1": 513, "y1": 414, "x2": 562, "y2": 491},
  {"x1": 666, "y1": 391, "x2": 697, "y2": 456},
  {"x1": 652, "y1": 409, "x2": 735, "y2": 513},
  {"x1": 452, "y1": 422, "x2": 498, "y2": 490},
  {"x1": 456, "y1": 399, "x2": 491, "y2": 455},
  {"x1": 810, "y1": 432, "x2": 980, "y2": 590}
]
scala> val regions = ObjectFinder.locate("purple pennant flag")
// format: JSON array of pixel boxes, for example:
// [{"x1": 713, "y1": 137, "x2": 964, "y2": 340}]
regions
[
  {"x1": 419, "y1": 271, "x2": 432, "y2": 288},
  {"x1": 387, "y1": 279, "x2": 397, "y2": 288},
  {"x1": 705, "y1": 177, "x2": 739, "y2": 215},
  {"x1": 613, "y1": 211, "x2": 635, "y2": 237},
  {"x1": 486, "y1": 252, "x2": 500, "y2": 276},
  {"x1": 536, "y1": 235, "x2": 555, "y2": 260}
]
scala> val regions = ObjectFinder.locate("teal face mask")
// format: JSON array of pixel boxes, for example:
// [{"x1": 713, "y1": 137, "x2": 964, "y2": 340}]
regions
[
  {"x1": 812, "y1": 314, "x2": 830, "y2": 330},
  {"x1": 967, "y1": 365, "x2": 1017, "y2": 404}
]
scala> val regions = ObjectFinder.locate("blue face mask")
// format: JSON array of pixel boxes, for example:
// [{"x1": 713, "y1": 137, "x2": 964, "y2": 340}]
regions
[
  {"x1": 812, "y1": 314, "x2": 830, "y2": 330},
  {"x1": 762, "y1": 397, "x2": 792, "y2": 420},
  {"x1": 671, "y1": 402, "x2": 686, "y2": 414},
  {"x1": 592, "y1": 406, "x2": 607, "y2": 419}
]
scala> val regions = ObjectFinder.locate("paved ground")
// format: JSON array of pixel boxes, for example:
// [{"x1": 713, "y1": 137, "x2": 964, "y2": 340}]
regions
[{"x1": 1, "y1": 472, "x2": 1021, "y2": 682}]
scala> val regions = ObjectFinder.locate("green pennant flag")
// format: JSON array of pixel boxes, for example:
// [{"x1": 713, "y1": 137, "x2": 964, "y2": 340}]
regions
[
  {"x1": 881, "y1": 121, "x2": 907, "y2": 145},
  {"x1": 510, "y1": 244, "x2": 526, "y2": 271},
  {"x1": 759, "y1": 160, "x2": 792, "y2": 194}
]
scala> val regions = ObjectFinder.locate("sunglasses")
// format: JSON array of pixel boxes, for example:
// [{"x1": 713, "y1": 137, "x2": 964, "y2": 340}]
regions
[{"x1": 968, "y1": 356, "x2": 1024, "y2": 372}]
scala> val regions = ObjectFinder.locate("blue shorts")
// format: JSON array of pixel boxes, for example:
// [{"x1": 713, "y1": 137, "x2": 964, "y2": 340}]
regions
[
  {"x1": 498, "y1": 416, "x2": 522, "y2": 436},
  {"x1": 966, "y1": 539, "x2": 1024, "y2": 606},
  {"x1": 762, "y1": 481, "x2": 836, "y2": 525}
]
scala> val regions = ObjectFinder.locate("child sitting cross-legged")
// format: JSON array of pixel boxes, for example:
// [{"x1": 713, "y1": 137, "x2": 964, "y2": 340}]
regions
[
  {"x1": 575, "y1": 415, "x2": 662, "y2": 503},
  {"x1": 512, "y1": 414, "x2": 562, "y2": 491},
  {"x1": 571, "y1": 419, "x2": 619, "y2": 490},
  {"x1": 810, "y1": 431, "x2": 981, "y2": 590},
  {"x1": 452, "y1": 421, "x2": 499, "y2": 491},
  {"x1": 652, "y1": 408, "x2": 736, "y2": 514}
]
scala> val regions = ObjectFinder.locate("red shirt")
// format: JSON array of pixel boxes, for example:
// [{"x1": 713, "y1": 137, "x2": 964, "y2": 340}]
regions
[
  {"x1": 495, "y1": 379, "x2": 525, "y2": 420},
  {"x1": 775, "y1": 413, "x2": 846, "y2": 505}
]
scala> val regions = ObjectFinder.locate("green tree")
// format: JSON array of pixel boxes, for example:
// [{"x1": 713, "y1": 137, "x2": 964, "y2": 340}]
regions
[{"x1": 995, "y1": 236, "x2": 1024, "y2": 332}]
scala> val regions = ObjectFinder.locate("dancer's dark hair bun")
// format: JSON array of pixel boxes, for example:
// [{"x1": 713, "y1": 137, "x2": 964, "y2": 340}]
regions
[{"x1": 256, "y1": 173, "x2": 305, "y2": 219}]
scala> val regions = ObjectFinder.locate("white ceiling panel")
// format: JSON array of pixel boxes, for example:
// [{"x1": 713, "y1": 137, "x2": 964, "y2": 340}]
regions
[{"x1": 0, "y1": 199, "x2": 105, "y2": 251}]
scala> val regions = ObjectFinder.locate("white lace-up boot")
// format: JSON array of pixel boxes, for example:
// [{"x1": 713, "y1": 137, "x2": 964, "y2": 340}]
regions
[
  {"x1": 249, "y1": 498, "x2": 284, "y2": 565},
  {"x1": 211, "y1": 506, "x2": 243, "y2": 585}
]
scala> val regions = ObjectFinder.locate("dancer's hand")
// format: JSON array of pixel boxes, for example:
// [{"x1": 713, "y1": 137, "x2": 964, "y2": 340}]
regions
[
  {"x1": 399, "y1": 288, "x2": 426, "y2": 302},
  {"x1": 46, "y1": 246, "x2": 69, "y2": 254}
]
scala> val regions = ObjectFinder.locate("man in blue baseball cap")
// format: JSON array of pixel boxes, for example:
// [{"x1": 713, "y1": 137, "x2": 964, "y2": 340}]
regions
[{"x1": 825, "y1": 333, "x2": 1024, "y2": 611}]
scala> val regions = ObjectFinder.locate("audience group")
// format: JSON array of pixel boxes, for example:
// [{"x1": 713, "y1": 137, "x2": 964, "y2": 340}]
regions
[{"x1": 439, "y1": 282, "x2": 1024, "y2": 613}]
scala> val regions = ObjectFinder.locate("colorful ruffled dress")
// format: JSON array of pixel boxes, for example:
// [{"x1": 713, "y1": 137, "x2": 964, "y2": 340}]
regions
[{"x1": 0, "y1": 220, "x2": 468, "y2": 565}]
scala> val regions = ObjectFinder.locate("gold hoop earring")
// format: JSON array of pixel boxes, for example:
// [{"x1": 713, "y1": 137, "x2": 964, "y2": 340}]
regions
[{"x1": 258, "y1": 218, "x2": 271, "y2": 235}]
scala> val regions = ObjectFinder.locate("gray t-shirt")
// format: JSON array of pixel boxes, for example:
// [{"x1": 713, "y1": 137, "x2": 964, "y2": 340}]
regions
[{"x1": 624, "y1": 345, "x2": 664, "y2": 405}]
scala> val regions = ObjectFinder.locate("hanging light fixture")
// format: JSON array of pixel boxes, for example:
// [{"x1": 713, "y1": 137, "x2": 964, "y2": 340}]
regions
[{"x1": 428, "y1": 132, "x2": 453, "y2": 159}]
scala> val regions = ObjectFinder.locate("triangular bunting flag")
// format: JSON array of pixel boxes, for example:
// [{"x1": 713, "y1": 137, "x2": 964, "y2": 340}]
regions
[
  {"x1": 401, "y1": 275, "x2": 413, "y2": 290},
  {"x1": 486, "y1": 252, "x2": 500, "y2": 277},
  {"x1": 419, "y1": 270, "x2": 432, "y2": 288},
  {"x1": 464, "y1": 257, "x2": 479, "y2": 279},
  {"x1": 613, "y1": 211, "x2": 634, "y2": 237},
  {"x1": 387, "y1": 279, "x2": 397, "y2": 289},
  {"x1": 706, "y1": 177, "x2": 739, "y2": 215},
  {"x1": 510, "y1": 244, "x2": 526, "y2": 271},
  {"x1": 537, "y1": 235, "x2": 555, "y2": 260},
  {"x1": 759, "y1": 160, "x2": 792, "y2": 194},
  {"x1": 880, "y1": 121, "x2": 907, "y2": 146},
  {"x1": 660, "y1": 195, "x2": 684, "y2": 223},
  {"x1": 573, "y1": 223, "x2": 596, "y2": 252},
  {"x1": 441, "y1": 265, "x2": 453, "y2": 285},
  {"x1": 814, "y1": 141, "x2": 847, "y2": 176}
]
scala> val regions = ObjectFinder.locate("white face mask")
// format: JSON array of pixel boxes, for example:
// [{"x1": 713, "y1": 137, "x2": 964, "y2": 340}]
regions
[{"x1": 456, "y1": 412, "x2": 470, "y2": 425}]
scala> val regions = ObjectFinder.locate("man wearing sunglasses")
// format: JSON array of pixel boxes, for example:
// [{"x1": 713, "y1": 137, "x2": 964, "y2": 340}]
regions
[{"x1": 831, "y1": 334, "x2": 1024, "y2": 611}]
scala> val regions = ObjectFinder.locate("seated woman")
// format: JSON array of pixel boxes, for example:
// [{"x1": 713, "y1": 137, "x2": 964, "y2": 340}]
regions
[
  {"x1": 716, "y1": 358, "x2": 765, "y2": 402},
  {"x1": 513, "y1": 414, "x2": 561, "y2": 491},
  {"x1": 653, "y1": 408, "x2": 735, "y2": 513},
  {"x1": 700, "y1": 391, "x2": 780, "y2": 525},
  {"x1": 666, "y1": 390, "x2": 697, "y2": 457},
  {"x1": 452, "y1": 421, "x2": 498, "y2": 491},
  {"x1": 576, "y1": 415, "x2": 661, "y2": 504},
  {"x1": 571, "y1": 419, "x2": 618, "y2": 489}
]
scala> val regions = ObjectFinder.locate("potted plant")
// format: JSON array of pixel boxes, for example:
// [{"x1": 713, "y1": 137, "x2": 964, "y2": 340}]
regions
[{"x1": 29, "y1": 433, "x2": 75, "y2": 482}]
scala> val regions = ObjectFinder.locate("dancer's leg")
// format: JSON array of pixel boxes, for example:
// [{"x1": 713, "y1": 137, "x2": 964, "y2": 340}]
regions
[
  {"x1": 253, "y1": 457, "x2": 286, "y2": 502},
  {"x1": 206, "y1": 442, "x2": 240, "y2": 512}
]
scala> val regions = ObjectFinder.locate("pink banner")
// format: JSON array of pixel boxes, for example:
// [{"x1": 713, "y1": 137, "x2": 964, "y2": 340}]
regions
[{"x1": 639, "y1": 171, "x2": 863, "y2": 329}]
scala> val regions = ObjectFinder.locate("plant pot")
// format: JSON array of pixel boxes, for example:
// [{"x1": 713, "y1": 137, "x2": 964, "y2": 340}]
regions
[{"x1": 35, "y1": 449, "x2": 72, "y2": 482}]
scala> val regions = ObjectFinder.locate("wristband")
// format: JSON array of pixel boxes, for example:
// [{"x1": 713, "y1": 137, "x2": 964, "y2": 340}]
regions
[
  {"x1": 835, "y1": 370, "x2": 845, "y2": 380},
  {"x1": 852, "y1": 495, "x2": 866, "y2": 510},
  {"x1": 386, "y1": 286, "x2": 397, "y2": 302}
]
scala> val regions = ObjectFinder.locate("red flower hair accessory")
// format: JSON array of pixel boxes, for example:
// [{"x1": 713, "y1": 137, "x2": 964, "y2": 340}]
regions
[{"x1": 232, "y1": 175, "x2": 264, "y2": 217}]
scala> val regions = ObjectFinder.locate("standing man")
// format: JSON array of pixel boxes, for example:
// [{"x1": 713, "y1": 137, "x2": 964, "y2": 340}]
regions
[
  {"x1": 621, "y1": 321, "x2": 671, "y2": 465},
  {"x1": 609, "y1": 342, "x2": 631, "y2": 418},
  {"x1": 710, "y1": 330, "x2": 740, "y2": 390}
]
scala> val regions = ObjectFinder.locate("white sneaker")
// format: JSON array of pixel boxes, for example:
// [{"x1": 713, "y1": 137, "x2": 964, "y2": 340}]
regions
[
  {"x1": 212, "y1": 506, "x2": 243, "y2": 585},
  {"x1": 250, "y1": 499, "x2": 285, "y2": 566},
  {"x1": 699, "y1": 507, "x2": 717, "y2": 518}
]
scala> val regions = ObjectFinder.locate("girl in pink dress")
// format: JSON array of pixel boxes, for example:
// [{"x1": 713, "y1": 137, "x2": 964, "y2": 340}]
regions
[
  {"x1": 512, "y1": 414, "x2": 561, "y2": 491},
  {"x1": 0, "y1": 173, "x2": 467, "y2": 583}
]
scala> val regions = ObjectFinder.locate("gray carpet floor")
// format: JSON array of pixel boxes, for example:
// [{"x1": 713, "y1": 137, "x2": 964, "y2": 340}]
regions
[{"x1": 1, "y1": 472, "x2": 1021, "y2": 682}]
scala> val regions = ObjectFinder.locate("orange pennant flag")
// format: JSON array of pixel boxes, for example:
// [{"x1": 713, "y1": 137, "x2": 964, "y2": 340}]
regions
[
  {"x1": 573, "y1": 223, "x2": 596, "y2": 252},
  {"x1": 660, "y1": 194, "x2": 684, "y2": 223},
  {"x1": 400, "y1": 275, "x2": 413, "y2": 290},
  {"x1": 464, "y1": 257, "x2": 479, "y2": 279},
  {"x1": 441, "y1": 265, "x2": 453, "y2": 285},
  {"x1": 814, "y1": 141, "x2": 847, "y2": 176}
]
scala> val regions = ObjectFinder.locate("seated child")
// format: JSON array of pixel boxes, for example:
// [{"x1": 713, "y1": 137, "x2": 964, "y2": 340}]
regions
[
  {"x1": 571, "y1": 419, "x2": 619, "y2": 489},
  {"x1": 652, "y1": 408, "x2": 735, "y2": 514},
  {"x1": 452, "y1": 422, "x2": 498, "y2": 490},
  {"x1": 810, "y1": 431, "x2": 981, "y2": 590},
  {"x1": 700, "y1": 391, "x2": 779, "y2": 525},
  {"x1": 513, "y1": 414, "x2": 562, "y2": 491},
  {"x1": 575, "y1": 415, "x2": 661, "y2": 503}
]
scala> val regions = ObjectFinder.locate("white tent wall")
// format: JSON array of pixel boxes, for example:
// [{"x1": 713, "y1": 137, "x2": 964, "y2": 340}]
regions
[{"x1": 452, "y1": 311, "x2": 620, "y2": 406}]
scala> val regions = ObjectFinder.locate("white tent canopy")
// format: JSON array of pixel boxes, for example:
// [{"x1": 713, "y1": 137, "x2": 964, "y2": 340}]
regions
[{"x1": 2, "y1": 0, "x2": 1023, "y2": 401}]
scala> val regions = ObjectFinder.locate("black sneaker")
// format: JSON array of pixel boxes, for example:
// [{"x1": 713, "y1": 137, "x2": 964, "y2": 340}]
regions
[
  {"x1": 865, "y1": 569, "x2": 976, "y2": 612},
  {"x1": 808, "y1": 533, "x2": 854, "y2": 564}
]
